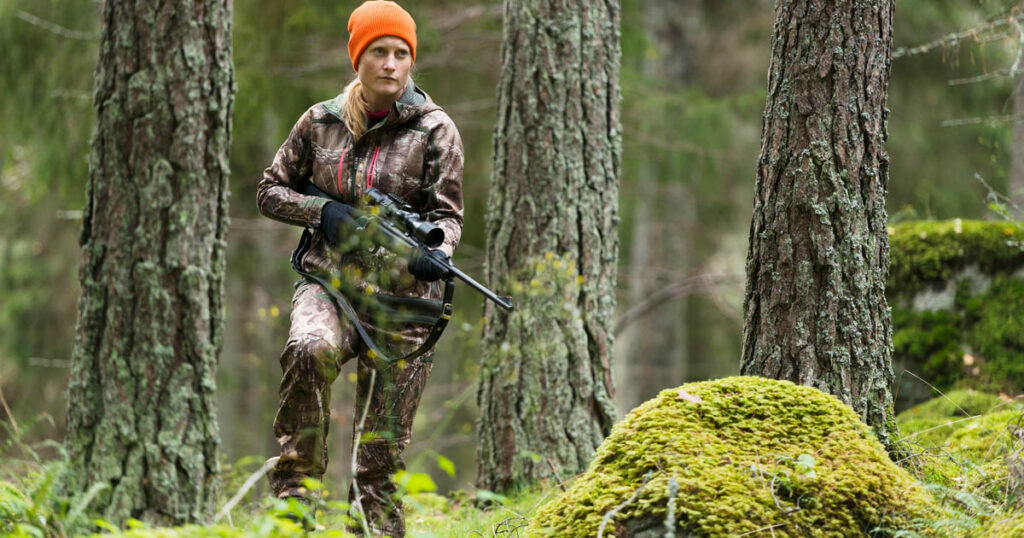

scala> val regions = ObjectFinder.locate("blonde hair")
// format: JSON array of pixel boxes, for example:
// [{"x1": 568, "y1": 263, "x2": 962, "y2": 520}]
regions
[
  {"x1": 342, "y1": 74, "x2": 414, "y2": 140},
  {"x1": 343, "y1": 78, "x2": 371, "y2": 140}
]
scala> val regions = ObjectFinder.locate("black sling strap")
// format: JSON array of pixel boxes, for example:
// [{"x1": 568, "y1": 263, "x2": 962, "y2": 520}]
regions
[{"x1": 290, "y1": 221, "x2": 454, "y2": 366}]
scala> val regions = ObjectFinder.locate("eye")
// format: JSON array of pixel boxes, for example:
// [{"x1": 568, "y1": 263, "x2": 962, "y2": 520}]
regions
[
  {"x1": 396, "y1": 50, "x2": 408, "y2": 59},
  {"x1": 373, "y1": 47, "x2": 386, "y2": 55}
]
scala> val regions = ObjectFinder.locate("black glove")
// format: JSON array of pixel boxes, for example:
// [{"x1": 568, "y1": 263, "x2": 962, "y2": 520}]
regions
[
  {"x1": 319, "y1": 201, "x2": 357, "y2": 246},
  {"x1": 407, "y1": 246, "x2": 450, "y2": 282}
]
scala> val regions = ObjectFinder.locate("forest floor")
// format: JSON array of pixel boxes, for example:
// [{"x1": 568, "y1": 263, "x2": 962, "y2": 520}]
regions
[{"x1": 2, "y1": 388, "x2": 1022, "y2": 537}]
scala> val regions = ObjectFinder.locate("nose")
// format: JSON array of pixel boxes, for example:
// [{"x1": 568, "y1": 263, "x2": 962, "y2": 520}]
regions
[{"x1": 383, "y1": 54, "x2": 396, "y2": 71}]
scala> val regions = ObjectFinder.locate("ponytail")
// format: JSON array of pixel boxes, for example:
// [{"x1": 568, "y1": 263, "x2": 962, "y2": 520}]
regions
[{"x1": 343, "y1": 78, "x2": 370, "y2": 140}]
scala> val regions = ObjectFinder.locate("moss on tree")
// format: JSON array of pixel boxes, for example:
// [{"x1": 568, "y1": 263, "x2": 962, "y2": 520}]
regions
[{"x1": 526, "y1": 376, "x2": 937, "y2": 537}]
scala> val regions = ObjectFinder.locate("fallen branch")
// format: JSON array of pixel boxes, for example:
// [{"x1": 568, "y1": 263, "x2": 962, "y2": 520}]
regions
[
  {"x1": 349, "y1": 369, "x2": 377, "y2": 536},
  {"x1": 213, "y1": 456, "x2": 280, "y2": 524}
]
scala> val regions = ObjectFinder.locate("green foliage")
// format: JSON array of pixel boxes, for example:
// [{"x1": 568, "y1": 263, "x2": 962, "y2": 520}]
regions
[{"x1": 525, "y1": 376, "x2": 938, "y2": 537}]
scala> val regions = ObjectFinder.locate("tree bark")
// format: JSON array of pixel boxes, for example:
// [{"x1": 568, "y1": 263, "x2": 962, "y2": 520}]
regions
[
  {"x1": 477, "y1": 0, "x2": 622, "y2": 491},
  {"x1": 1011, "y1": 74, "x2": 1024, "y2": 220},
  {"x1": 740, "y1": 0, "x2": 898, "y2": 449},
  {"x1": 64, "y1": 0, "x2": 233, "y2": 525}
]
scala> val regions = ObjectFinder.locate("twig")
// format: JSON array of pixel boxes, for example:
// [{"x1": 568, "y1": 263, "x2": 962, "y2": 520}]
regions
[
  {"x1": 545, "y1": 458, "x2": 568, "y2": 492},
  {"x1": 0, "y1": 384, "x2": 20, "y2": 438},
  {"x1": 614, "y1": 273, "x2": 742, "y2": 335},
  {"x1": 737, "y1": 522, "x2": 789, "y2": 537},
  {"x1": 893, "y1": 11, "x2": 1020, "y2": 59},
  {"x1": 663, "y1": 476, "x2": 679, "y2": 537},
  {"x1": 15, "y1": 10, "x2": 98, "y2": 41},
  {"x1": 213, "y1": 456, "x2": 280, "y2": 524},
  {"x1": 350, "y1": 369, "x2": 377, "y2": 536},
  {"x1": 901, "y1": 370, "x2": 971, "y2": 417},
  {"x1": 596, "y1": 472, "x2": 653, "y2": 538}
]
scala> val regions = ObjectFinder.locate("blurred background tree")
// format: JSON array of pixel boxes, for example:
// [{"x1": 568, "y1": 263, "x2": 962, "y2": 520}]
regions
[{"x1": 2, "y1": 0, "x2": 1021, "y2": 496}]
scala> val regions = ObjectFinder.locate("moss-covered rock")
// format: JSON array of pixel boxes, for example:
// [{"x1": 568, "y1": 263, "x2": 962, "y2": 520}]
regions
[
  {"x1": 526, "y1": 377, "x2": 937, "y2": 537},
  {"x1": 888, "y1": 220, "x2": 1024, "y2": 297},
  {"x1": 888, "y1": 220, "x2": 1024, "y2": 408}
]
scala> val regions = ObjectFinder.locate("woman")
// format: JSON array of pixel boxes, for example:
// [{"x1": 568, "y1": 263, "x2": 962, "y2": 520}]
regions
[{"x1": 256, "y1": 1, "x2": 463, "y2": 534}]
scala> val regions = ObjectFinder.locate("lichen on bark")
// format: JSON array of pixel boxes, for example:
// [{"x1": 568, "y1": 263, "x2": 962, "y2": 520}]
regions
[
  {"x1": 741, "y1": 0, "x2": 899, "y2": 450},
  {"x1": 64, "y1": 0, "x2": 233, "y2": 526},
  {"x1": 477, "y1": 0, "x2": 623, "y2": 492}
]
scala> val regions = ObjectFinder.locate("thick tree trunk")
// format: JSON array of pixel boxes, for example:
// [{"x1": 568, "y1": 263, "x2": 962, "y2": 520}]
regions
[
  {"x1": 64, "y1": 0, "x2": 233, "y2": 525},
  {"x1": 740, "y1": 0, "x2": 898, "y2": 449},
  {"x1": 477, "y1": 0, "x2": 622, "y2": 491}
]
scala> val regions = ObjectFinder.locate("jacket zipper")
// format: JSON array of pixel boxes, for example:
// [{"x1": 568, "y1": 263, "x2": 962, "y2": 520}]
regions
[{"x1": 367, "y1": 145, "x2": 381, "y2": 190}]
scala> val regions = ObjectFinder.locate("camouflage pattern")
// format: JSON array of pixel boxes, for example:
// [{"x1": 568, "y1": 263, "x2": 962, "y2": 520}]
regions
[
  {"x1": 259, "y1": 80, "x2": 462, "y2": 537},
  {"x1": 257, "y1": 79, "x2": 464, "y2": 302}
]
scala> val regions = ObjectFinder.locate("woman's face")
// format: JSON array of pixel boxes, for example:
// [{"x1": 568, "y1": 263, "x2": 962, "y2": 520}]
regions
[{"x1": 357, "y1": 36, "x2": 413, "y2": 110}]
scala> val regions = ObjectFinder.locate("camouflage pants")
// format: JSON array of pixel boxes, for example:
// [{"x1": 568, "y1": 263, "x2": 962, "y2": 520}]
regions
[{"x1": 268, "y1": 280, "x2": 433, "y2": 536}]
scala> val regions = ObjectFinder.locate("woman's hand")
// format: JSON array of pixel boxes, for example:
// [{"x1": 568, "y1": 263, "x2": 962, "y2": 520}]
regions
[
  {"x1": 407, "y1": 246, "x2": 449, "y2": 282},
  {"x1": 319, "y1": 201, "x2": 357, "y2": 246}
]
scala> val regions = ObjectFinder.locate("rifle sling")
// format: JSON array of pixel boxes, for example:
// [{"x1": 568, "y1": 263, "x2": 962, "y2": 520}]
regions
[{"x1": 290, "y1": 189, "x2": 454, "y2": 365}]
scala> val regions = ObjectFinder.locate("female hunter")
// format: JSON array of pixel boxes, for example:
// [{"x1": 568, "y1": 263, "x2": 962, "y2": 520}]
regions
[{"x1": 256, "y1": 1, "x2": 463, "y2": 534}]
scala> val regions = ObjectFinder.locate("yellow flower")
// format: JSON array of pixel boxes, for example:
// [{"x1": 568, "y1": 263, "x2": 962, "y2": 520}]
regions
[
  {"x1": 545, "y1": 252, "x2": 554, "y2": 261},
  {"x1": 348, "y1": 372, "x2": 358, "y2": 383},
  {"x1": 530, "y1": 278, "x2": 541, "y2": 288},
  {"x1": 331, "y1": 277, "x2": 342, "y2": 288},
  {"x1": 577, "y1": 275, "x2": 584, "y2": 284},
  {"x1": 1004, "y1": 227, "x2": 1015, "y2": 236},
  {"x1": 269, "y1": 305, "x2": 280, "y2": 318},
  {"x1": 258, "y1": 308, "x2": 267, "y2": 319}
]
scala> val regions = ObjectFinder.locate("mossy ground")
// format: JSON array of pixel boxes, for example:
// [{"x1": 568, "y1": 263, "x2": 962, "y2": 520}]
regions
[
  {"x1": 896, "y1": 389, "x2": 1023, "y2": 505},
  {"x1": 525, "y1": 376, "x2": 937, "y2": 537}
]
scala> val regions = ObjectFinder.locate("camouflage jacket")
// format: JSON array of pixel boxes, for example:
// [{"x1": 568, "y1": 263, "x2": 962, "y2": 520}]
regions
[{"x1": 258, "y1": 81, "x2": 464, "y2": 303}]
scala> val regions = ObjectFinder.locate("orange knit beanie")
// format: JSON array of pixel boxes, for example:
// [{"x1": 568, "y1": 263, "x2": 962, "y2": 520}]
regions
[{"x1": 347, "y1": 1, "x2": 417, "y2": 71}]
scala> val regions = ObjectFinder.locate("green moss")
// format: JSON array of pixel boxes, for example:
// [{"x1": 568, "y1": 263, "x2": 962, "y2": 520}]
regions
[
  {"x1": 888, "y1": 221, "x2": 1024, "y2": 400},
  {"x1": 892, "y1": 308, "x2": 964, "y2": 389},
  {"x1": 963, "y1": 276, "x2": 1024, "y2": 391},
  {"x1": 970, "y1": 511, "x2": 1024, "y2": 537},
  {"x1": 897, "y1": 391, "x2": 1023, "y2": 501},
  {"x1": 888, "y1": 220, "x2": 1024, "y2": 297},
  {"x1": 526, "y1": 376, "x2": 938, "y2": 537},
  {"x1": 896, "y1": 389, "x2": 1008, "y2": 422}
]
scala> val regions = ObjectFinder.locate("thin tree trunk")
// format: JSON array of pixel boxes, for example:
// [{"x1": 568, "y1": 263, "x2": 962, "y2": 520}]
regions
[
  {"x1": 477, "y1": 0, "x2": 622, "y2": 492},
  {"x1": 740, "y1": 0, "x2": 898, "y2": 449},
  {"x1": 64, "y1": 0, "x2": 233, "y2": 525},
  {"x1": 1011, "y1": 74, "x2": 1024, "y2": 219}
]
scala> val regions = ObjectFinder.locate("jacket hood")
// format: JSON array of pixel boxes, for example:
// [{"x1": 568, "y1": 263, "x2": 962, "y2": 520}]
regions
[{"x1": 321, "y1": 79, "x2": 441, "y2": 128}]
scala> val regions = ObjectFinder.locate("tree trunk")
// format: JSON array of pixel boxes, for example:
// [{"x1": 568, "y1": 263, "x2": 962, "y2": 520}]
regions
[
  {"x1": 618, "y1": 0, "x2": 699, "y2": 412},
  {"x1": 1011, "y1": 74, "x2": 1024, "y2": 220},
  {"x1": 740, "y1": 0, "x2": 898, "y2": 449},
  {"x1": 64, "y1": 0, "x2": 233, "y2": 525},
  {"x1": 476, "y1": 0, "x2": 622, "y2": 492}
]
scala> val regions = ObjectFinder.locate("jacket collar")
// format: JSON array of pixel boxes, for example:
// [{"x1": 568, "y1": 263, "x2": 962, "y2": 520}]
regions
[{"x1": 321, "y1": 79, "x2": 436, "y2": 127}]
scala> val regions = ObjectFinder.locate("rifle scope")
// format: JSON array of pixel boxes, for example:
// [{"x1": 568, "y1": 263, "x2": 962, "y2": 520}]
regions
[{"x1": 366, "y1": 188, "x2": 445, "y2": 248}]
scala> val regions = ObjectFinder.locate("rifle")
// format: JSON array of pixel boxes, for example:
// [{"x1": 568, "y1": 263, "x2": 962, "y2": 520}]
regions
[{"x1": 302, "y1": 182, "x2": 514, "y2": 311}]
